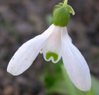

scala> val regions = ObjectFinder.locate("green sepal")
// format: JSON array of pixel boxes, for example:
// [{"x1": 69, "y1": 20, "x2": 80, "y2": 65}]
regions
[
  {"x1": 62, "y1": 0, "x2": 65, "y2": 3},
  {"x1": 53, "y1": 5, "x2": 62, "y2": 14},
  {"x1": 53, "y1": 7, "x2": 70, "y2": 27},
  {"x1": 58, "y1": 3, "x2": 63, "y2": 6},
  {"x1": 53, "y1": 3, "x2": 63, "y2": 14},
  {"x1": 66, "y1": 5, "x2": 75, "y2": 15}
]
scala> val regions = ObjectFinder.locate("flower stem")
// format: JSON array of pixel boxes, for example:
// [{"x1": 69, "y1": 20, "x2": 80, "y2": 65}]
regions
[{"x1": 63, "y1": 0, "x2": 68, "y2": 8}]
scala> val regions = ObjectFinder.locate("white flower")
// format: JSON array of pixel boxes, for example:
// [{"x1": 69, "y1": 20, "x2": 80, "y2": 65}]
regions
[{"x1": 7, "y1": 24, "x2": 91, "y2": 91}]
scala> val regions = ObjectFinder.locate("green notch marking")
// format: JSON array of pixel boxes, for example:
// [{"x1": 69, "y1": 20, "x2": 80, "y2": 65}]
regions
[{"x1": 46, "y1": 52, "x2": 58, "y2": 61}]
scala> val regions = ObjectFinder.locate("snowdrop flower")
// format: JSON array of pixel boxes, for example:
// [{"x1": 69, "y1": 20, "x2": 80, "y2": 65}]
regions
[
  {"x1": 7, "y1": 24, "x2": 91, "y2": 91},
  {"x1": 7, "y1": 0, "x2": 91, "y2": 91}
]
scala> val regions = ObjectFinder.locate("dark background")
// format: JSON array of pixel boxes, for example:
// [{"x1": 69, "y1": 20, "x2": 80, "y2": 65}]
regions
[{"x1": 0, "y1": 0, "x2": 99, "y2": 95}]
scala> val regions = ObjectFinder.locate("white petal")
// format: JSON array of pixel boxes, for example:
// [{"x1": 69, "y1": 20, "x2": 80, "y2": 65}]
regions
[
  {"x1": 7, "y1": 24, "x2": 54, "y2": 76},
  {"x1": 42, "y1": 25, "x2": 62, "y2": 63},
  {"x1": 61, "y1": 27, "x2": 91, "y2": 91}
]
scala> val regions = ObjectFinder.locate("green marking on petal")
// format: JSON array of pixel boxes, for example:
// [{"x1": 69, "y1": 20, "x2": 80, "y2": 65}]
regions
[
  {"x1": 51, "y1": 52, "x2": 58, "y2": 61},
  {"x1": 46, "y1": 52, "x2": 58, "y2": 61},
  {"x1": 46, "y1": 52, "x2": 51, "y2": 60}
]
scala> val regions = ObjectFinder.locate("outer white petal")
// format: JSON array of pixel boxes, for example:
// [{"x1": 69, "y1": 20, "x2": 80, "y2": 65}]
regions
[
  {"x1": 7, "y1": 24, "x2": 54, "y2": 76},
  {"x1": 42, "y1": 25, "x2": 62, "y2": 63},
  {"x1": 61, "y1": 27, "x2": 91, "y2": 91}
]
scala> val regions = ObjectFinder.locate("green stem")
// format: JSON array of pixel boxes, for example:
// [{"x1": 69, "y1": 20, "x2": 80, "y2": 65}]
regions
[{"x1": 63, "y1": 0, "x2": 68, "y2": 8}]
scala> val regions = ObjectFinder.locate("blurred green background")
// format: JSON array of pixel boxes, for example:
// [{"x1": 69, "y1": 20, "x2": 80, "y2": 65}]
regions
[{"x1": 0, "y1": 0, "x2": 99, "y2": 95}]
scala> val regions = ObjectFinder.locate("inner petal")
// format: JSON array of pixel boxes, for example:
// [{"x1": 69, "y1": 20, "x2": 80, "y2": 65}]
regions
[{"x1": 42, "y1": 26, "x2": 62, "y2": 63}]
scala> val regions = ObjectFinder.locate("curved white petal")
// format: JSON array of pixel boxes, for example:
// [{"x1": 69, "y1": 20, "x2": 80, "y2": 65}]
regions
[
  {"x1": 61, "y1": 27, "x2": 91, "y2": 91},
  {"x1": 7, "y1": 24, "x2": 54, "y2": 76},
  {"x1": 42, "y1": 25, "x2": 62, "y2": 63}
]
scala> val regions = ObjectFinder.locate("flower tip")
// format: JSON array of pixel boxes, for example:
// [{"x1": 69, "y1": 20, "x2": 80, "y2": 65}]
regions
[
  {"x1": 86, "y1": 82, "x2": 91, "y2": 91},
  {"x1": 7, "y1": 66, "x2": 20, "y2": 76},
  {"x1": 77, "y1": 79, "x2": 91, "y2": 91},
  {"x1": 80, "y1": 86, "x2": 91, "y2": 92},
  {"x1": 85, "y1": 87, "x2": 91, "y2": 92}
]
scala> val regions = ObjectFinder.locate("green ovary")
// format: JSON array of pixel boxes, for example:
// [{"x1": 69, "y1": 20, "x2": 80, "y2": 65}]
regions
[
  {"x1": 46, "y1": 52, "x2": 58, "y2": 61},
  {"x1": 53, "y1": 7, "x2": 70, "y2": 27}
]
